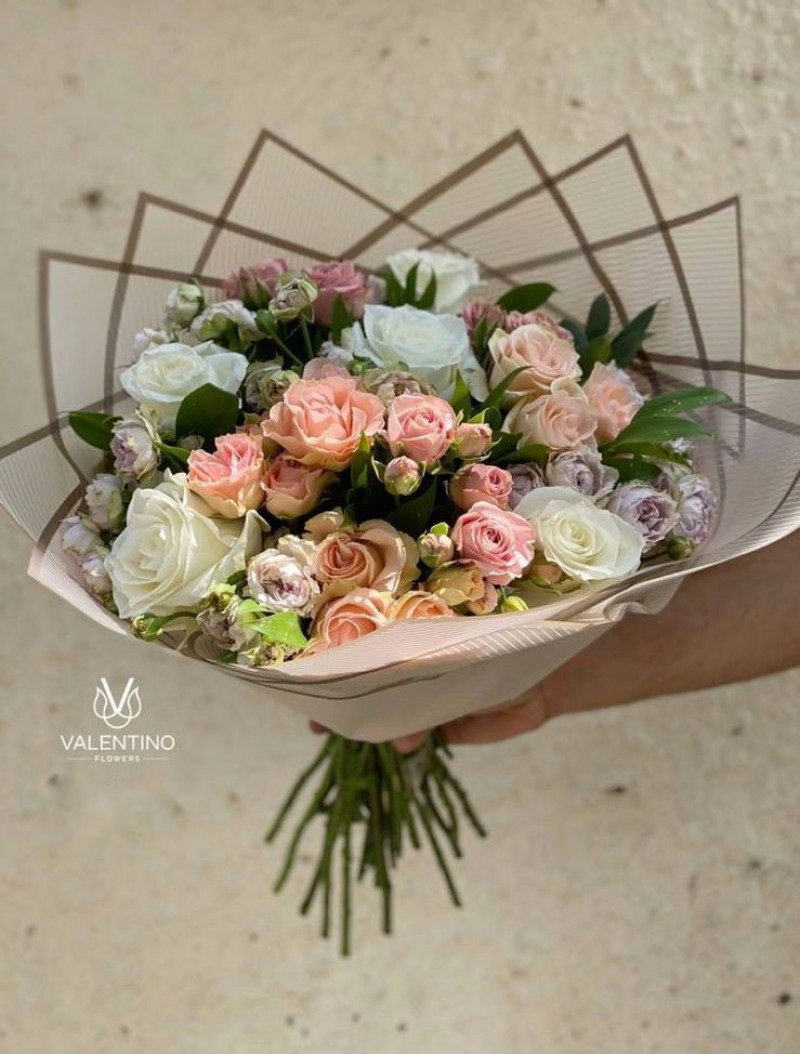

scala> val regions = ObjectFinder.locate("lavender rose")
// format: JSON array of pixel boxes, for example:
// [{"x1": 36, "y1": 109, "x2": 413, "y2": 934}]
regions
[
  {"x1": 605, "y1": 483, "x2": 679, "y2": 548},
  {"x1": 85, "y1": 474, "x2": 124, "y2": 531},
  {"x1": 545, "y1": 448, "x2": 618, "y2": 500},
  {"x1": 671, "y1": 473, "x2": 717, "y2": 544},
  {"x1": 507, "y1": 462, "x2": 546, "y2": 509},
  {"x1": 111, "y1": 417, "x2": 159, "y2": 482}
]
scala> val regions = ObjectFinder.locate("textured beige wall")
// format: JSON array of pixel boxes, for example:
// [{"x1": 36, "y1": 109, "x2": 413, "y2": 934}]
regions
[{"x1": 1, "y1": 1, "x2": 798, "y2": 1052}]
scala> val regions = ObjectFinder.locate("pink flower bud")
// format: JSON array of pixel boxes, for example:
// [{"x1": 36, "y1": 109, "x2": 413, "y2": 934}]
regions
[
  {"x1": 453, "y1": 422, "x2": 493, "y2": 458},
  {"x1": 384, "y1": 456, "x2": 422, "y2": 497}
]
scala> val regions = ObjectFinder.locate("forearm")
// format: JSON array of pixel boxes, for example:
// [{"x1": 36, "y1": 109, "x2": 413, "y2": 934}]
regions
[{"x1": 542, "y1": 528, "x2": 800, "y2": 720}]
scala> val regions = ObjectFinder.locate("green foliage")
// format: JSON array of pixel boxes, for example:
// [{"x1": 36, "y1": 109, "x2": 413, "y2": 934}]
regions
[
  {"x1": 449, "y1": 371, "x2": 472, "y2": 417},
  {"x1": 330, "y1": 295, "x2": 353, "y2": 344},
  {"x1": 239, "y1": 606, "x2": 308, "y2": 651},
  {"x1": 480, "y1": 366, "x2": 530, "y2": 411},
  {"x1": 496, "y1": 283, "x2": 555, "y2": 313},
  {"x1": 585, "y1": 293, "x2": 611, "y2": 341},
  {"x1": 580, "y1": 334, "x2": 612, "y2": 378},
  {"x1": 495, "y1": 443, "x2": 549, "y2": 465},
  {"x1": 636, "y1": 386, "x2": 731, "y2": 419},
  {"x1": 610, "y1": 303, "x2": 657, "y2": 367},
  {"x1": 174, "y1": 383, "x2": 239, "y2": 443},
  {"x1": 603, "y1": 455, "x2": 663, "y2": 483},
  {"x1": 383, "y1": 264, "x2": 437, "y2": 309},
  {"x1": 387, "y1": 478, "x2": 438, "y2": 535},
  {"x1": 68, "y1": 411, "x2": 119, "y2": 451}
]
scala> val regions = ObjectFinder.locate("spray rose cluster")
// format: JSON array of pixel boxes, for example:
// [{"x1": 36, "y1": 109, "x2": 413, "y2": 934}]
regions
[{"x1": 62, "y1": 246, "x2": 720, "y2": 666}]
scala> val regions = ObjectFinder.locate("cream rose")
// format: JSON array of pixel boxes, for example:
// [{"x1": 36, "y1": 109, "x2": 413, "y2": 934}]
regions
[
  {"x1": 105, "y1": 473, "x2": 263, "y2": 618},
  {"x1": 488, "y1": 323, "x2": 581, "y2": 402},
  {"x1": 120, "y1": 342, "x2": 248, "y2": 430},
  {"x1": 514, "y1": 486, "x2": 644, "y2": 582},
  {"x1": 359, "y1": 304, "x2": 488, "y2": 401},
  {"x1": 385, "y1": 248, "x2": 482, "y2": 313},
  {"x1": 389, "y1": 590, "x2": 455, "y2": 621}
]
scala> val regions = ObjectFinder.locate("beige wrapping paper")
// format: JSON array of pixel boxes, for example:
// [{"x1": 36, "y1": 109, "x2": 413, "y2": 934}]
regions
[{"x1": 1, "y1": 130, "x2": 798, "y2": 740}]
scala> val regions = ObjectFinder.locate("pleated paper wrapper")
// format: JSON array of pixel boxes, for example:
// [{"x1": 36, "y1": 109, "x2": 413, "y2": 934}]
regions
[{"x1": 1, "y1": 131, "x2": 798, "y2": 741}]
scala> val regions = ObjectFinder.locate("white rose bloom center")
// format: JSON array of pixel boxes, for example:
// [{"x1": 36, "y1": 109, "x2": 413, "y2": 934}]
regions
[
  {"x1": 105, "y1": 473, "x2": 263, "y2": 618},
  {"x1": 119, "y1": 341, "x2": 248, "y2": 429},
  {"x1": 359, "y1": 304, "x2": 488, "y2": 401},
  {"x1": 515, "y1": 486, "x2": 644, "y2": 582}
]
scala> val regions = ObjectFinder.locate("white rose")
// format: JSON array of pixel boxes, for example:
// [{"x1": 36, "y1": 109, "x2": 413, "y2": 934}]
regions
[
  {"x1": 385, "y1": 248, "x2": 482, "y2": 314},
  {"x1": 62, "y1": 514, "x2": 102, "y2": 557},
  {"x1": 106, "y1": 473, "x2": 263, "y2": 618},
  {"x1": 514, "y1": 486, "x2": 644, "y2": 582},
  {"x1": 359, "y1": 304, "x2": 488, "y2": 401},
  {"x1": 132, "y1": 327, "x2": 172, "y2": 358},
  {"x1": 119, "y1": 342, "x2": 248, "y2": 429}
]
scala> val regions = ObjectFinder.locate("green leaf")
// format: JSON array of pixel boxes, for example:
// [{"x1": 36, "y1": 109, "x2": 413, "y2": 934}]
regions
[
  {"x1": 580, "y1": 334, "x2": 612, "y2": 378},
  {"x1": 469, "y1": 406, "x2": 501, "y2": 430},
  {"x1": 559, "y1": 317, "x2": 588, "y2": 353},
  {"x1": 636, "y1": 385, "x2": 731, "y2": 419},
  {"x1": 387, "y1": 478, "x2": 438, "y2": 535},
  {"x1": 605, "y1": 414, "x2": 711, "y2": 450},
  {"x1": 416, "y1": 270, "x2": 437, "y2": 310},
  {"x1": 68, "y1": 411, "x2": 119, "y2": 451},
  {"x1": 331, "y1": 294, "x2": 353, "y2": 344},
  {"x1": 404, "y1": 262, "x2": 420, "y2": 303},
  {"x1": 349, "y1": 433, "x2": 372, "y2": 491},
  {"x1": 248, "y1": 610, "x2": 308, "y2": 651},
  {"x1": 585, "y1": 294, "x2": 611, "y2": 341},
  {"x1": 383, "y1": 266, "x2": 405, "y2": 307},
  {"x1": 155, "y1": 440, "x2": 190, "y2": 467},
  {"x1": 496, "y1": 443, "x2": 549, "y2": 465},
  {"x1": 610, "y1": 303, "x2": 657, "y2": 366},
  {"x1": 481, "y1": 366, "x2": 530, "y2": 410},
  {"x1": 489, "y1": 431, "x2": 523, "y2": 460},
  {"x1": 449, "y1": 371, "x2": 472, "y2": 417},
  {"x1": 174, "y1": 383, "x2": 239, "y2": 443},
  {"x1": 603, "y1": 455, "x2": 663, "y2": 483},
  {"x1": 606, "y1": 441, "x2": 689, "y2": 463},
  {"x1": 497, "y1": 283, "x2": 555, "y2": 313}
]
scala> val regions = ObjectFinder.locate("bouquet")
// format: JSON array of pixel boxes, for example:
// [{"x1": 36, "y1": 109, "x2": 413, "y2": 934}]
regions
[{"x1": 1, "y1": 130, "x2": 798, "y2": 955}]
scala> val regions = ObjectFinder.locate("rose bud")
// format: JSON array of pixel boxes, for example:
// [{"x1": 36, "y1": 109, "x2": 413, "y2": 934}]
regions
[
  {"x1": 425, "y1": 561, "x2": 486, "y2": 607},
  {"x1": 499, "y1": 594, "x2": 529, "y2": 613},
  {"x1": 453, "y1": 421, "x2": 493, "y2": 458},
  {"x1": 384, "y1": 456, "x2": 422, "y2": 497},
  {"x1": 465, "y1": 580, "x2": 498, "y2": 615},
  {"x1": 668, "y1": 535, "x2": 695, "y2": 561},
  {"x1": 164, "y1": 281, "x2": 204, "y2": 327},
  {"x1": 527, "y1": 556, "x2": 565, "y2": 588},
  {"x1": 224, "y1": 258, "x2": 287, "y2": 309},
  {"x1": 418, "y1": 529, "x2": 455, "y2": 569},
  {"x1": 269, "y1": 272, "x2": 319, "y2": 321}
]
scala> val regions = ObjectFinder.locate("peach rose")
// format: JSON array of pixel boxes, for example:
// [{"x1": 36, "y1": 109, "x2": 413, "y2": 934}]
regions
[
  {"x1": 386, "y1": 394, "x2": 457, "y2": 464},
  {"x1": 262, "y1": 454, "x2": 336, "y2": 520},
  {"x1": 424, "y1": 561, "x2": 486, "y2": 606},
  {"x1": 312, "y1": 588, "x2": 393, "y2": 649},
  {"x1": 187, "y1": 433, "x2": 265, "y2": 518},
  {"x1": 504, "y1": 380, "x2": 597, "y2": 450},
  {"x1": 449, "y1": 463, "x2": 512, "y2": 511},
  {"x1": 262, "y1": 376, "x2": 385, "y2": 470},
  {"x1": 583, "y1": 362, "x2": 645, "y2": 443},
  {"x1": 451, "y1": 500, "x2": 535, "y2": 585},
  {"x1": 503, "y1": 310, "x2": 574, "y2": 341},
  {"x1": 302, "y1": 358, "x2": 352, "y2": 382},
  {"x1": 389, "y1": 590, "x2": 455, "y2": 621},
  {"x1": 314, "y1": 520, "x2": 418, "y2": 599},
  {"x1": 488, "y1": 323, "x2": 581, "y2": 402}
]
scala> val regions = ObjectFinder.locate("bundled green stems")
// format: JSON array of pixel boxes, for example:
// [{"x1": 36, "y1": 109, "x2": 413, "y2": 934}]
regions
[{"x1": 265, "y1": 732, "x2": 487, "y2": 955}]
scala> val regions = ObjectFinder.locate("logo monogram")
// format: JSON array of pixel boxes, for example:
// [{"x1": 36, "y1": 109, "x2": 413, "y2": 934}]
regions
[{"x1": 92, "y1": 677, "x2": 142, "y2": 730}]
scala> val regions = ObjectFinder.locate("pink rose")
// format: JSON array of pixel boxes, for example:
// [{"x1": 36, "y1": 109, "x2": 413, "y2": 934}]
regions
[
  {"x1": 314, "y1": 520, "x2": 418, "y2": 599},
  {"x1": 302, "y1": 358, "x2": 352, "y2": 382},
  {"x1": 451, "y1": 500, "x2": 535, "y2": 585},
  {"x1": 453, "y1": 421, "x2": 493, "y2": 458},
  {"x1": 386, "y1": 394, "x2": 457, "y2": 464},
  {"x1": 583, "y1": 362, "x2": 645, "y2": 443},
  {"x1": 306, "y1": 260, "x2": 368, "y2": 327},
  {"x1": 504, "y1": 310, "x2": 574, "y2": 341},
  {"x1": 389, "y1": 590, "x2": 455, "y2": 621},
  {"x1": 223, "y1": 258, "x2": 287, "y2": 308},
  {"x1": 187, "y1": 433, "x2": 265, "y2": 518},
  {"x1": 449, "y1": 463, "x2": 512, "y2": 511},
  {"x1": 488, "y1": 323, "x2": 581, "y2": 401},
  {"x1": 312, "y1": 588, "x2": 393, "y2": 649},
  {"x1": 262, "y1": 454, "x2": 336, "y2": 520},
  {"x1": 504, "y1": 382, "x2": 597, "y2": 450},
  {"x1": 262, "y1": 376, "x2": 385, "y2": 470}
]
